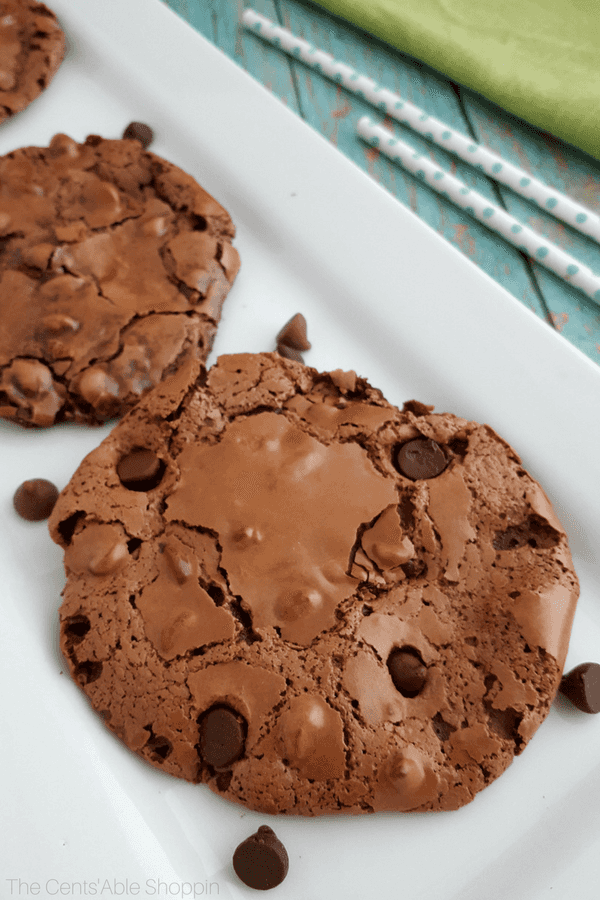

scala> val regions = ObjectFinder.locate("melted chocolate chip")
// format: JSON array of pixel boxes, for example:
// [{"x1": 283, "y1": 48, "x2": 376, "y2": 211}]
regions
[
  {"x1": 122, "y1": 122, "x2": 154, "y2": 149},
  {"x1": 448, "y1": 436, "x2": 469, "y2": 458},
  {"x1": 233, "y1": 825, "x2": 289, "y2": 891},
  {"x1": 13, "y1": 478, "x2": 59, "y2": 521},
  {"x1": 559, "y1": 663, "x2": 600, "y2": 714},
  {"x1": 395, "y1": 438, "x2": 448, "y2": 480},
  {"x1": 117, "y1": 448, "x2": 164, "y2": 491},
  {"x1": 401, "y1": 557, "x2": 427, "y2": 579},
  {"x1": 198, "y1": 706, "x2": 246, "y2": 768},
  {"x1": 387, "y1": 647, "x2": 427, "y2": 697}
]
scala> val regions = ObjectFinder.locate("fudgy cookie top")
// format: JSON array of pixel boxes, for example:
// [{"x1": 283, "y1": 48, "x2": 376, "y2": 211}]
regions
[
  {"x1": 0, "y1": 1, "x2": 65, "y2": 122},
  {"x1": 50, "y1": 353, "x2": 579, "y2": 815},
  {"x1": 0, "y1": 133, "x2": 240, "y2": 426}
]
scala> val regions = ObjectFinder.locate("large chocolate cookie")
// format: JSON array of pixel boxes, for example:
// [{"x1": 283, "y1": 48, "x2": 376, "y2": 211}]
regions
[
  {"x1": 0, "y1": 1, "x2": 65, "y2": 122},
  {"x1": 0, "y1": 133, "x2": 240, "y2": 426},
  {"x1": 49, "y1": 353, "x2": 579, "y2": 814}
]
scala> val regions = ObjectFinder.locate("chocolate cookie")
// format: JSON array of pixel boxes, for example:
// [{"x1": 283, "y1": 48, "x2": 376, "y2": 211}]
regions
[
  {"x1": 0, "y1": 133, "x2": 240, "y2": 426},
  {"x1": 49, "y1": 352, "x2": 579, "y2": 814},
  {"x1": 0, "y1": 1, "x2": 65, "y2": 123}
]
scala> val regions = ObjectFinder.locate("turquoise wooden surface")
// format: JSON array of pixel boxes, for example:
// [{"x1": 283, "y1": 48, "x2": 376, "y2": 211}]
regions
[{"x1": 162, "y1": 0, "x2": 600, "y2": 367}]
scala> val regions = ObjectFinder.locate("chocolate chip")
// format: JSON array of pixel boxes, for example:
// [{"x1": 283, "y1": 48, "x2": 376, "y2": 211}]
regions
[
  {"x1": 559, "y1": 662, "x2": 600, "y2": 714},
  {"x1": 388, "y1": 647, "x2": 427, "y2": 697},
  {"x1": 198, "y1": 706, "x2": 246, "y2": 768},
  {"x1": 402, "y1": 399, "x2": 434, "y2": 417},
  {"x1": 448, "y1": 436, "x2": 469, "y2": 458},
  {"x1": 233, "y1": 825, "x2": 289, "y2": 891},
  {"x1": 13, "y1": 478, "x2": 59, "y2": 520},
  {"x1": 401, "y1": 557, "x2": 427, "y2": 579},
  {"x1": 122, "y1": 122, "x2": 154, "y2": 149},
  {"x1": 276, "y1": 342, "x2": 304, "y2": 363},
  {"x1": 117, "y1": 448, "x2": 164, "y2": 491},
  {"x1": 276, "y1": 313, "x2": 311, "y2": 351},
  {"x1": 395, "y1": 438, "x2": 448, "y2": 480}
]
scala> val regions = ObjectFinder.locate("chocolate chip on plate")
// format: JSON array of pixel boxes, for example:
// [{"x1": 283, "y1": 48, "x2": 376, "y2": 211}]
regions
[
  {"x1": 13, "y1": 478, "x2": 59, "y2": 521},
  {"x1": 559, "y1": 662, "x2": 600, "y2": 714},
  {"x1": 276, "y1": 342, "x2": 304, "y2": 363},
  {"x1": 233, "y1": 825, "x2": 289, "y2": 891},
  {"x1": 198, "y1": 706, "x2": 246, "y2": 768},
  {"x1": 122, "y1": 121, "x2": 154, "y2": 149},
  {"x1": 388, "y1": 647, "x2": 428, "y2": 697},
  {"x1": 395, "y1": 437, "x2": 448, "y2": 480},
  {"x1": 276, "y1": 313, "x2": 311, "y2": 351},
  {"x1": 276, "y1": 313, "x2": 311, "y2": 363}
]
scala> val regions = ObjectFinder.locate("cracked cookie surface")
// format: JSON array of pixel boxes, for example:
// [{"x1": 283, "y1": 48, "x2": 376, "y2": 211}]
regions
[
  {"x1": 0, "y1": 0, "x2": 65, "y2": 123},
  {"x1": 0, "y1": 133, "x2": 240, "y2": 426},
  {"x1": 49, "y1": 352, "x2": 579, "y2": 814}
]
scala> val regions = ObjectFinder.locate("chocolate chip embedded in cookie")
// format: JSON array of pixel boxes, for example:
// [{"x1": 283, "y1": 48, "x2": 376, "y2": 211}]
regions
[
  {"x1": 0, "y1": 133, "x2": 240, "y2": 427},
  {"x1": 395, "y1": 437, "x2": 448, "y2": 480},
  {"x1": 122, "y1": 122, "x2": 154, "y2": 149},
  {"x1": 49, "y1": 352, "x2": 580, "y2": 815},
  {"x1": 0, "y1": 1, "x2": 65, "y2": 123},
  {"x1": 198, "y1": 706, "x2": 247, "y2": 768}
]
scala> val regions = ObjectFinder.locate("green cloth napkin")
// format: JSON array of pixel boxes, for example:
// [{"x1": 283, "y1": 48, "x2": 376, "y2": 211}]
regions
[{"x1": 310, "y1": 0, "x2": 600, "y2": 162}]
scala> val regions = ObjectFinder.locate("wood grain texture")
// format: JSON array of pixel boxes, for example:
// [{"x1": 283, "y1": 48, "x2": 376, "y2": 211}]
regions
[
  {"x1": 161, "y1": 0, "x2": 600, "y2": 366},
  {"x1": 462, "y1": 92, "x2": 600, "y2": 364},
  {"x1": 277, "y1": 0, "x2": 548, "y2": 322}
]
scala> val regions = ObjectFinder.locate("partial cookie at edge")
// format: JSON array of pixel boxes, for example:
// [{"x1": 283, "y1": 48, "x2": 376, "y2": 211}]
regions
[
  {"x1": 0, "y1": 133, "x2": 240, "y2": 426},
  {"x1": 0, "y1": 1, "x2": 65, "y2": 123}
]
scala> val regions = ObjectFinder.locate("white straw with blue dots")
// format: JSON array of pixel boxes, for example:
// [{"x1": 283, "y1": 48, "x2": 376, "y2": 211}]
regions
[
  {"x1": 243, "y1": 8, "x2": 600, "y2": 246},
  {"x1": 357, "y1": 117, "x2": 600, "y2": 305}
]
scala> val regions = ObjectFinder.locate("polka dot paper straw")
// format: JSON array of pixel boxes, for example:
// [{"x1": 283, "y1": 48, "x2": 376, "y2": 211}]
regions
[
  {"x1": 243, "y1": 8, "x2": 600, "y2": 246},
  {"x1": 357, "y1": 117, "x2": 600, "y2": 307}
]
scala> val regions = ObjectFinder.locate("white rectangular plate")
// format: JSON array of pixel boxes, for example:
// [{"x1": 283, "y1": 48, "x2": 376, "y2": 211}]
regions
[{"x1": 2, "y1": 1, "x2": 600, "y2": 898}]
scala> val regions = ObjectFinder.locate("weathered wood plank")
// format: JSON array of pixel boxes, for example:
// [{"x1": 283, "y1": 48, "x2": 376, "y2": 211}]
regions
[
  {"x1": 162, "y1": 0, "x2": 600, "y2": 366},
  {"x1": 278, "y1": 0, "x2": 549, "y2": 321},
  {"x1": 462, "y1": 90, "x2": 600, "y2": 366}
]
